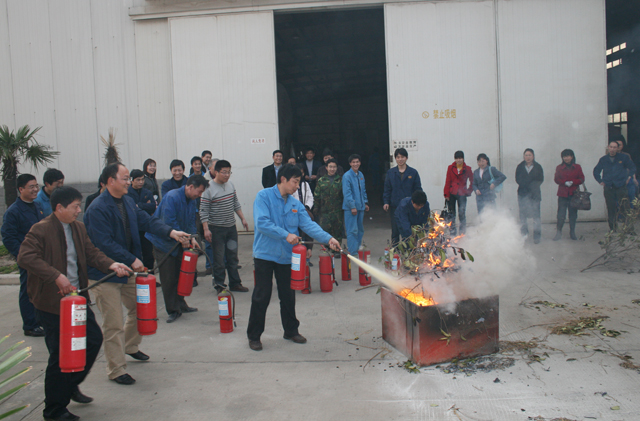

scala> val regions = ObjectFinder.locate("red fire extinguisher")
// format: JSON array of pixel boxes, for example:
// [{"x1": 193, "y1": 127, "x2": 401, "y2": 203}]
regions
[
  {"x1": 177, "y1": 249, "x2": 198, "y2": 297},
  {"x1": 59, "y1": 291, "x2": 87, "y2": 373},
  {"x1": 384, "y1": 247, "x2": 390, "y2": 269},
  {"x1": 302, "y1": 264, "x2": 311, "y2": 294},
  {"x1": 136, "y1": 273, "x2": 157, "y2": 336},
  {"x1": 218, "y1": 289, "x2": 234, "y2": 333},
  {"x1": 391, "y1": 253, "x2": 401, "y2": 272},
  {"x1": 319, "y1": 251, "x2": 334, "y2": 293},
  {"x1": 290, "y1": 244, "x2": 307, "y2": 290},
  {"x1": 358, "y1": 249, "x2": 372, "y2": 286},
  {"x1": 341, "y1": 252, "x2": 351, "y2": 281}
]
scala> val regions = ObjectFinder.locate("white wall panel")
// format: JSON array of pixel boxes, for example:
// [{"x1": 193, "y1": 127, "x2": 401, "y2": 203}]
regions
[
  {"x1": 48, "y1": 1, "x2": 101, "y2": 181},
  {"x1": 497, "y1": 0, "x2": 607, "y2": 221},
  {"x1": 0, "y1": 0, "x2": 15, "y2": 127},
  {"x1": 170, "y1": 11, "x2": 279, "y2": 230},
  {"x1": 135, "y1": 19, "x2": 176, "y2": 180},
  {"x1": 7, "y1": 0, "x2": 59, "y2": 177},
  {"x1": 90, "y1": 0, "x2": 141, "y2": 173},
  {"x1": 385, "y1": 1, "x2": 499, "y2": 221}
]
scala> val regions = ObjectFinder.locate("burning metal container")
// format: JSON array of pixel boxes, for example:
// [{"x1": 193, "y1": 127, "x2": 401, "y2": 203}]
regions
[{"x1": 381, "y1": 287, "x2": 499, "y2": 366}]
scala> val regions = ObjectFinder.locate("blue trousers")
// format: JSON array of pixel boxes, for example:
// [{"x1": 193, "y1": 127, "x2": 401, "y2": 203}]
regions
[
  {"x1": 204, "y1": 240, "x2": 213, "y2": 269},
  {"x1": 344, "y1": 210, "x2": 364, "y2": 256},
  {"x1": 19, "y1": 267, "x2": 38, "y2": 331}
]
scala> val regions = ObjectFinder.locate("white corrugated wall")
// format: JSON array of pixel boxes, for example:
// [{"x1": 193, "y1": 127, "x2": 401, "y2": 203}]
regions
[
  {"x1": 169, "y1": 12, "x2": 280, "y2": 230},
  {"x1": 384, "y1": 0, "x2": 607, "y2": 221}
]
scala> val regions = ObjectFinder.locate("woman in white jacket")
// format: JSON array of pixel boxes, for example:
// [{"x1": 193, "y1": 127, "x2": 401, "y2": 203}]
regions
[{"x1": 288, "y1": 157, "x2": 315, "y2": 262}]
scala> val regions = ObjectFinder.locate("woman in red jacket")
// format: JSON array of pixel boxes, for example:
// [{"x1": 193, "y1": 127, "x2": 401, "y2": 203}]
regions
[
  {"x1": 443, "y1": 151, "x2": 473, "y2": 234},
  {"x1": 554, "y1": 149, "x2": 585, "y2": 241}
]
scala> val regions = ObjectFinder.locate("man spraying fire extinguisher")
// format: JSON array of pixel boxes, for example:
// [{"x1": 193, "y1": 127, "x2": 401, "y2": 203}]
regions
[
  {"x1": 18, "y1": 187, "x2": 131, "y2": 421},
  {"x1": 146, "y1": 175, "x2": 209, "y2": 323},
  {"x1": 248, "y1": 164, "x2": 341, "y2": 351}
]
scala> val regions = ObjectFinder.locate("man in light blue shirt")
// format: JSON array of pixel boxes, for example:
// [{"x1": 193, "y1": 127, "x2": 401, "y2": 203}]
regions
[
  {"x1": 248, "y1": 164, "x2": 340, "y2": 351},
  {"x1": 342, "y1": 154, "x2": 369, "y2": 256}
]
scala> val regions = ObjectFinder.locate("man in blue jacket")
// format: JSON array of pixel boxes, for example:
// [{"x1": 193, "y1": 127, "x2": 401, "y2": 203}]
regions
[
  {"x1": 127, "y1": 169, "x2": 157, "y2": 271},
  {"x1": 248, "y1": 164, "x2": 340, "y2": 351},
  {"x1": 85, "y1": 163, "x2": 190, "y2": 386},
  {"x1": 34, "y1": 168, "x2": 64, "y2": 218},
  {"x1": 342, "y1": 154, "x2": 369, "y2": 256},
  {"x1": 395, "y1": 191, "x2": 430, "y2": 240},
  {"x1": 1, "y1": 174, "x2": 45, "y2": 337},
  {"x1": 147, "y1": 175, "x2": 207, "y2": 323},
  {"x1": 161, "y1": 159, "x2": 188, "y2": 197},
  {"x1": 383, "y1": 148, "x2": 423, "y2": 246},
  {"x1": 594, "y1": 140, "x2": 637, "y2": 231}
]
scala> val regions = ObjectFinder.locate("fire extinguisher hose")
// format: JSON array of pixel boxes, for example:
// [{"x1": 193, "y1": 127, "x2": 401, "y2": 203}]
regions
[{"x1": 78, "y1": 241, "x2": 182, "y2": 293}]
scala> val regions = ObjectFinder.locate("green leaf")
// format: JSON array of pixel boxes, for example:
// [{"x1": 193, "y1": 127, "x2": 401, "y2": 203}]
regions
[
  {"x1": 0, "y1": 382, "x2": 29, "y2": 402},
  {"x1": 0, "y1": 347, "x2": 30, "y2": 377},
  {"x1": 0, "y1": 366, "x2": 30, "y2": 390},
  {"x1": 611, "y1": 406, "x2": 620, "y2": 410},
  {"x1": 0, "y1": 404, "x2": 29, "y2": 420},
  {"x1": 466, "y1": 252, "x2": 474, "y2": 262},
  {"x1": 439, "y1": 249, "x2": 446, "y2": 263}
]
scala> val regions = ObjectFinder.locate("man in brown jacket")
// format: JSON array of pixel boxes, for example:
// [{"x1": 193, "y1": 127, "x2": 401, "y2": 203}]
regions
[{"x1": 18, "y1": 186, "x2": 130, "y2": 421}]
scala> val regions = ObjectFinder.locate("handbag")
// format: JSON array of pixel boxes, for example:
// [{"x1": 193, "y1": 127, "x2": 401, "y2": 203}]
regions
[
  {"x1": 440, "y1": 200, "x2": 452, "y2": 222},
  {"x1": 569, "y1": 184, "x2": 591, "y2": 210},
  {"x1": 488, "y1": 166, "x2": 504, "y2": 193}
]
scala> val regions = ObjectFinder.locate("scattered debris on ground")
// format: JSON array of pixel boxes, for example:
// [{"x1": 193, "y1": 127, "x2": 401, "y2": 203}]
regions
[
  {"x1": 614, "y1": 354, "x2": 640, "y2": 373},
  {"x1": 436, "y1": 355, "x2": 515, "y2": 375},
  {"x1": 632, "y1": 299, "x2": 640, "y2": 305},
  {"x1": 500, "y1": 339, "x2": 560, "y2": 365},
  {"x1": 529, "y1": 300, "x2": 566, "y2": 309},
  {"x1": 550, "y1": 316, "x2": 621, "y2": 337},
  {"x1": 528, "y1": 417, "x2": 578, "y2": 421},
  {"x1": 400, "y1": 360, "x2": 420, "y2": 373}
]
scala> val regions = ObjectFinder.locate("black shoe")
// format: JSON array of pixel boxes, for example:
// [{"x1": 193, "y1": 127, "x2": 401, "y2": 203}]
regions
[
  {"x1": 308, "y1": 262, "x2": 314, "y2": 267},
  {"x1": 155, "y1": 281, "x2": 161, "y2": 287},
  {"x1": 44, "y1": 411, "x2": 80, "y2": 421},
  {"x1": 127, "y1": 351, "x2": 149, "y2": 361},
  {"x1": 166, "y1": 312, "x2": 182, "y2": 323},
  {"x1": 533, "y1": 237, "x2": 540, "y2": 244},
  {"x1": 230, "y1": 284, "x2": 249, "y2": 292},
  {"x1": 181, "y1": 307, "x2": 198, "y2": 313},
  {"x1": 570, "y1": 231, "x2": 578, "y2": 240},
  {"x1": 111, "y1": 373, "x2": 136, "y2": 385},
  {"x1": 214, "y1": 285, "x2": 225, "y2": 294},
  {"x1": 283, "y1": 333, "x2": 307, "y2": 344},
  {"x1": 193, "y1": 279, "x2": 198, "y2": 287},
  {"x1": 553, "y1": 231, "x2": 562, "y2": 241},
  {"x1": 249, "y1": 340, "x2": 263, "y2": 351},
  {"x1": 24, "y1": 327, "x2": 45, "y2": 337},
  {"x1": 70, "y1": 389, "x2": 94, "y2": 404},
  {"x1": 237, "y1": 264, "x2": 243, "y2": 270}
]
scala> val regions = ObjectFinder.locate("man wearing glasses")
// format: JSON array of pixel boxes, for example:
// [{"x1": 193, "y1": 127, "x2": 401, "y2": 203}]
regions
[
  {"x1": 200, "y1": 160, "x2": 250, "y2": 293},
  {"x1": 84, "y1": 163, "x2": 191, "y2": 385},
  {"x1": 1, "y1": 174, "x2": 45, "y2": 337}
]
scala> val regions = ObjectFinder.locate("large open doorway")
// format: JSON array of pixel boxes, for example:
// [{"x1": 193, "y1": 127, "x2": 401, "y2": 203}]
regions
[{"x1": 274, "y1": 8, "x2": 390, "y2": 200}]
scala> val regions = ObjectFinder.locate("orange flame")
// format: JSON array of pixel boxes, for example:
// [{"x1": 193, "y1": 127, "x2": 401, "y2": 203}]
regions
[{"x1": 400, "y1": 288, "x2": 436, "y2": 306}]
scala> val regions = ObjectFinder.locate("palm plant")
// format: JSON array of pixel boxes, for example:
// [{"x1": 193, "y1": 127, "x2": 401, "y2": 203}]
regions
[
  {"x1": 0, "y1": 125, "x2": 60, "y2": 207},
  {"x1": 0, "y1": 334, "x2": 32, "y2": 420}
]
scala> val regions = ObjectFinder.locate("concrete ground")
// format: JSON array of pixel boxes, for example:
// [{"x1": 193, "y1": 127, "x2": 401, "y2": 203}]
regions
[{"x1": 2, "y1": 208, "x2": 640, "y2": 421}]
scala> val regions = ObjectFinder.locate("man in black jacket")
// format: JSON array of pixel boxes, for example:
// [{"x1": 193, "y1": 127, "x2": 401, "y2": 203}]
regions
[
  {"x1": 302, "y1": 147, "x2": 322, "y2": 192},
  {"x1": 127, "y1": 169, "x2": 157, "y2": 270},
  {"x1": 262, "y1": 150, "x2": 283, "y2": 188}
]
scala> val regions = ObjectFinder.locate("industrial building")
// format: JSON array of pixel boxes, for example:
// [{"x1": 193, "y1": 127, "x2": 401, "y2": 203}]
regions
[{"x1": 0, "y1": 0, "x2": 631, "y2": 227}]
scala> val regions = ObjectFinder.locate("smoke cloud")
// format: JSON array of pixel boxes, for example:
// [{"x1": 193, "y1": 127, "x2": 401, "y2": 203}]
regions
[{"x1": 370, "y1": 208, "x2": 535, "y2": 312}]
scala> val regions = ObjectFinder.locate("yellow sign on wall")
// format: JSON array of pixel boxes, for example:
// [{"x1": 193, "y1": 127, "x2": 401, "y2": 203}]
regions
[{"x1": 422, "y1": 109, "x2": 457, "y2": 119}]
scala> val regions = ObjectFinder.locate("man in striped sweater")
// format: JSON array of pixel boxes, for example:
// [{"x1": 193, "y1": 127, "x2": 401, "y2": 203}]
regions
[{"x1": 200, "y1": 159, "x2": 250, "y2": 293}]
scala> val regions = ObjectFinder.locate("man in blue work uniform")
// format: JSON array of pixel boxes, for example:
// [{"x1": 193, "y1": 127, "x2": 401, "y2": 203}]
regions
[
  {"x1": 1, "y1": 173, "x2": 45, "y2": 337},
  {"x1": 248, "y1": 164, "x2": 341, "y2": 351},
  {"x1": 593, "y1": 139, "x2": 637, "y2": 231},
  {"x1": 85, "y1": 163, "x2": 190, "y2": 385},
  {"x1": 383, "y1": 148, "x2": 422, "y2": 246},
  {"x1": 394, "y1": 191, "x2": 430, "y2": 241},
  {"x1": 147, "y1": 175, "x2": 208, "y2": 323},
  {"x1": 34, "y1": 168, "x2": 65, "y2": 218},
  {"x1": 342, "y1": 154, "x2": 369, "y2": 255}
]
